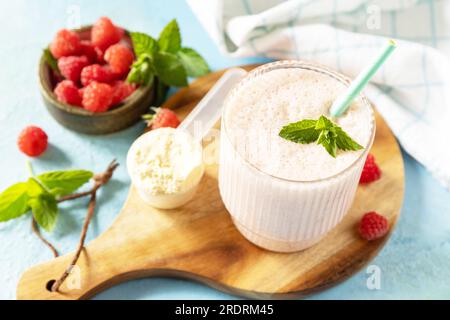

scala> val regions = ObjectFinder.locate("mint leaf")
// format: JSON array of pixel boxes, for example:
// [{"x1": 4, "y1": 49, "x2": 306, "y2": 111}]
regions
[
  {"x1": 315, "y1": 115, "x2": 334, "y2": 130},
  {"x1": 43, "y1": 48, "x2": 60, "y2": 76},
  {"x1": 177, "y1": 47, "x2": 210, "y2": 77},
  {"x1": 335, "y1": 127, "x2": 364, "y2": 151},
  {"x1": 279, "y1": 115, "x2": 363, "y2": 157},
  {"x1": 130, "y1": 32, "x2": 158, "y2": 57},
  {"x1": 26, "y1": 178, "x2": 58, "y2": 232},
  {"x1": 0, "y1": 182, "x2": 30, "y2": 222},
  {"x1": 279, "y1": 119, "x2": 319, "y2": 144},
  {"x1": 37, "y1": 170, "x2": 93, "y2": 197},
  {"x1": 158, "y1": 19, "x2": 181, "y2": 53},
  {"x1": 127, "y1": 56, "x2": 155, "y2": 86},
  {"x1": 141, "y1": 67, "x2": 155, "y2": 87},
  {"x1": 126, "y1": 65, "x2": 141, "y2": 84},
  {"x1": 27, "y1": 177, "x2": 47, "y2": 197},
  {"x1": 128, "y1": 20, "x2": 209, "y2": 91},
  {"x1": 154, "y1": 52, "x2": 187, "y2": 87},
  {"x1": 29, "y1": 193, "x2": 58, "y2": 232},
  {"x1": 317, "y1": 129, "x2": 329, "y2": 145},
  {"x1": 320, "y1": 134, "x2": 337, "y2": 158},
  {"x1": 317, "y1": 130, "x2": 337, "y2": 158}
]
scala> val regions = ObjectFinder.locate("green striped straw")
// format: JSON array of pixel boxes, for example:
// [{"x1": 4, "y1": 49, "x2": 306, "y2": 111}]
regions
[{"x1": 330, "y1": 39, "x2": 397, "y2": 118}]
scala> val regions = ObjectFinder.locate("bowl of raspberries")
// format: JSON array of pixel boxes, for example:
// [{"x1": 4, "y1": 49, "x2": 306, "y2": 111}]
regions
[{"x1": 39, "y1": 17, "x2": 154, "y2": 134}]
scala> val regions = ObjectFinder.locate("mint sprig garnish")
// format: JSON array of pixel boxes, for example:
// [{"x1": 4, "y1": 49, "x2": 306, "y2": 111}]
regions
[
  {"x1": 279, "y1": 115, "x2": 363, "y2": 158},
  {"x1": 127, "y1": 19, "x2": 210, "y2": 90}
]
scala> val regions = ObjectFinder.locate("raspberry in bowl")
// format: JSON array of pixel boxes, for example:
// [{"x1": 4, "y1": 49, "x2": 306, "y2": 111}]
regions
[{"x1": 39, "y1": 18, "x2": 154, "y2": 135}]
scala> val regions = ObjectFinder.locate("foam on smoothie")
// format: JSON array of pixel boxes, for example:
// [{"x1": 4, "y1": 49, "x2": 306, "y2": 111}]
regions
[{"x1": 224, "y1": 67, "x2": 373, "y2": 181}]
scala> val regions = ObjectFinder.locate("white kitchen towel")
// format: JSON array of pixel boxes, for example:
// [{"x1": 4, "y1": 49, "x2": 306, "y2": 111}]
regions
[{"x1": 187, "y1": 0, "x2": 450, "y2": 190}]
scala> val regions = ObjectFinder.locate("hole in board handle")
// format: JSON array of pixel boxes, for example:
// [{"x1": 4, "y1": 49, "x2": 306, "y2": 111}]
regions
[{"x1": 46, "y1": 279, "x2": 56, "y2": 292}]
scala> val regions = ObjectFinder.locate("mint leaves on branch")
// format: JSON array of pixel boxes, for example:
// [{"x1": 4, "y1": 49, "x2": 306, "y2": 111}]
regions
[
  {"x1": 0, "y1": 166, "x2": 93, "y2": 231},
  {"x1": 0, "y1": 160, "x2": 118, "y2": 292},
  {"x1": 279, "y1": 115, "x2": 363, "y2": 158},
  {"x1": 127, "y1": 19, "x2": 209, "y2": 88}
]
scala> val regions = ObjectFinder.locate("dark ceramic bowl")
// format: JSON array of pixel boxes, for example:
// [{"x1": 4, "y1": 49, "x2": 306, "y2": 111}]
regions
[{"x1": 39, "y1": 26, "x2": 154, "y2": 135}]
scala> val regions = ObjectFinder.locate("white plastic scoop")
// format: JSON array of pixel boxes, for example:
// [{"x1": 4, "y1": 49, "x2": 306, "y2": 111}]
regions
[
  {"x1": 127, "y1": 68, "x2": 247, "y2": 209},
  {"x1": 177, "y1": 68, "x2": 248, "y2": 140}
]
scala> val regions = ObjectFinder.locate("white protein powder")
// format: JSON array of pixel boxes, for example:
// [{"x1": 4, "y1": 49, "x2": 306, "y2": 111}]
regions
[
  {"x1": 127, "y1": 127, "x2": 204, "y2": 195},
  {"x1": 224, "y1": 68, "x2": 373, "y2": 181}
]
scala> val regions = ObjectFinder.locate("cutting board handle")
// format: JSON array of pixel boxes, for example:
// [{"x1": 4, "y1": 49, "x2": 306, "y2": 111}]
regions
[
  {"x1": 17, "y1": 244, "x2": 113, "y2": 299},
  {"x1": 16, "y1": 228, "x2": 166, "y2": 299},
  {"x1": 16, "y1": 190, "x2": 173, "y2": 300}
]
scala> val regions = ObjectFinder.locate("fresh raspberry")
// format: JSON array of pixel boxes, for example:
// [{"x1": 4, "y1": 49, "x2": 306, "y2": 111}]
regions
[
  {"x1": 91, "y1": 17, "x2": 122, "y2": 51},
  {"x1": 117, "y1": 27, "x2": 125, "y2": 39},
  {"x1": 82, "y1": 82, "x2": 113, "y2": 113},
  {"x1": 54, "y1": 80, "x2": 82, "y2": 106},
  {"x1": 104, "y1": 44, "x2": 134, "y2": 75},
  {"x1": 80, "y1": 40, "x2": 98, "y2": 63},
  {"x1": 358, "y1": 212, "x2": 389, "y2": 241},
  {"x1": 18, "y1": 126, "x2": 48, "y2": 157},
  {"x1": 146, "y1": 108, "x2": 180, "y2": 130},
  {"x1": 80, "y1": 64, "x2": 114, "y2": 87},
  {"x1": 359, "y1": 154, "x2": 382, "y2": 184},
  {"x1": 111, "y1": 81, "x2": 136, "y2": 105},
  {"x1": 79, "y1": 87, "x2": 85, "y2": 99},
  {"x1": 95, "y1": 47, "x2": 106, "y2": 64},
  {"x1": 50, "y1": 29, "x2": 81, "y2": 59},
  {"x1": 57, "y1": 55, "x2": 89, "y2": 83}
]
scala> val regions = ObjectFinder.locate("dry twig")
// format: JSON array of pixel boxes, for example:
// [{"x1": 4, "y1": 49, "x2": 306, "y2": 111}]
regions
[{"x1": 49, "y1": 160, "x2": 119, "y2": 292}]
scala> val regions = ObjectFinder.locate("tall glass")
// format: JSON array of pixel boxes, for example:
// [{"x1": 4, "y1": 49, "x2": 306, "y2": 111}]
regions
[{"x1": 219, "y1": 61, "x2": 376, "y2": 252}]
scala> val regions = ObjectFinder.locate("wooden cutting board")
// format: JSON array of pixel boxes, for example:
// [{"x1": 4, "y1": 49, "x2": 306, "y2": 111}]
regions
[{"x1": 17, "y1": 65, "x2": 404, "y2": 300}]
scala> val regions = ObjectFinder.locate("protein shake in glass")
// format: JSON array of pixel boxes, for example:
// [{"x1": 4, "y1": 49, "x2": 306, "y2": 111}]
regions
[{"x1": 219, "y1": 60, "x2": 375, "y2": 252}]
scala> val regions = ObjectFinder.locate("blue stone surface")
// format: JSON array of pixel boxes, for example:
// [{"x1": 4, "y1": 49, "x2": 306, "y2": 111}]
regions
[{"x1": 0, "y1": 0, "x2": 449, "y2": 300}]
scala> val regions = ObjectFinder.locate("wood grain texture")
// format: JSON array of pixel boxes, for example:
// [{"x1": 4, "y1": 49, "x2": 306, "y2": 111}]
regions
[{"x1": 17, "y1": 64, "x2": 404, "y2": 300}]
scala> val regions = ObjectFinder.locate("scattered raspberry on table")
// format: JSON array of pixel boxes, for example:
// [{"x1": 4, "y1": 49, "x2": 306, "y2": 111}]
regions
[
  {"x1": 18, "y1": 126, "x2": 49, "y2": 157},
  {"x1": 360, "y1": 153, "x2": 382, "y2": 184},
  {"x1": 145, "y1": 108, "x2": 181, "y2": 130},
  {"x1": 358, "y1": 211, "x2": 389, "y2": 241}
]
